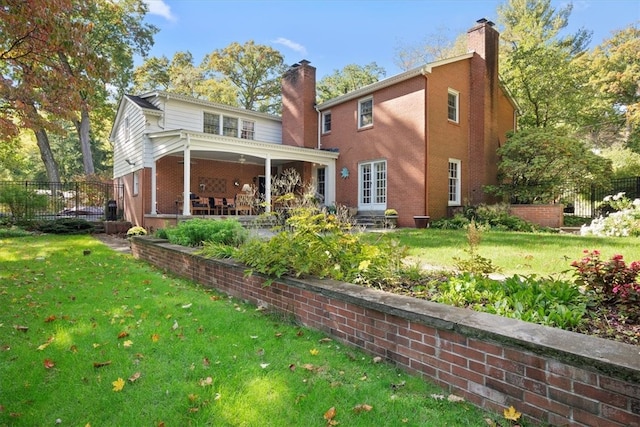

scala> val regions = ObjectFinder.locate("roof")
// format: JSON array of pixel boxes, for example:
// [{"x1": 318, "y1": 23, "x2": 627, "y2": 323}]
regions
[{"x1": 125, "y1": 94, "x2": 162, "y2": 112}]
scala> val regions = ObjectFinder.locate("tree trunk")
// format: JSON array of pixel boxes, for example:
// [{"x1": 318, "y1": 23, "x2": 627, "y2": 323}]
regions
[
  {"x1": 33, "y1": 128, "x2": 61, "y2": 183},
  {"x1": 75, "y1": 105, "x2": 95, "y2": 175}
]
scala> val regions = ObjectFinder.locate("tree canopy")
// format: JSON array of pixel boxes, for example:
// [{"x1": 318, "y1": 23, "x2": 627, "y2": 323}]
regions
[{"x1": 316, "y1": 63, "x2": 386, "y2": 104}]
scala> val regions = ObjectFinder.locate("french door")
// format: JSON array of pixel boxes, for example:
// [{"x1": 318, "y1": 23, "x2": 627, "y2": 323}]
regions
[{"x1": 359, "y1": 160, "x2": 387, "y2": 211}]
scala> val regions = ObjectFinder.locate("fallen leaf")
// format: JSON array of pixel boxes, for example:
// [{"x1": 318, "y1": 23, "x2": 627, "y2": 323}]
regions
[
  {"x1": 128, "y1": 372, "x2": 141, "y2": 383},
  {"x1": 112, "y1": 377, "x2": 125, "y2": 392},
  {"x1": 93, "y1": 360, "x2": 112, "y2": 368},
  {"x1": 352, "y1": 404, "x2": 373, "y2": 413},
  {"x1": 209, "y1": 295, "x2": 220, "y2": 301},
  {"x1": 275, "y1": 332, "x2": 282, "y2": 338},
  {"x1": 372, "y1": 356, "x2": 383, "y2": 363},
  {"x1": 319, "y1": 338, "x2": 332, "y2": 343},
  {"x1": 302, "y1": 363, "x2": 316, "y2": 371},
  {"x1": 323, "y1": 406, "x2": 336, "y2": 421},
  {"x1": 151, "y1": 333, "x2": 160, "y2": 342},
  {"x1": 123, "y1": 340, "x2": 133, "y2": 348},
  {"x1": 359, "y1": 373, "x2": 368, "y2": 381},
  {"x1": 69, "y1": 345, "x2": 78, "y2": 353},
  {"x1": 310, "y1": 348, "x2": 319, "y2": 356},
  {"x1": 289, "y1": 363, "x2": 296, "y2": 371},
  {"x1": 117, "y1": 331, "x2": 129, "y2": 339},
  {"x1": 447, "y1": 394, "x2": 465, "y2": 403},
  {"x1": 296, "y1": 330, "x2": 304, "y2": 337},
  {"x1": 37, "y1": 336, "x2": 54, "y2": 351},
  {"x1": 503, "y1": 405, "x2": 522, "y2": 422},
  {"x1": 45, "y1": 315, "x2": 57, "y2": 323},
  {"x1": 199, "y1": 377, "x2": 213, "y2": 387},
  {"x1": 13, "y1": 325, "x2": 28, "y2": 333},
  {"x1": 43, "y1": 359, "x2": 55, "y2": 369},
  {"x1": 260, "y1": 363, "x2": 270, "y2": 369},
  {"x1": 391, "y1": 380, "x2": 406, "y2": 390},
  {"x1": 202, "y1": 357, "x2": 210, "y2": 367},
  {"x1": 172, "y1": 320, "x2": 179, "y2": 330},
  {"x1": 182, "y1": 303, "x2": 192, "y2": 309},
  {"x1": 188, "y1": 407, "x2": 199, "y2": 413}
]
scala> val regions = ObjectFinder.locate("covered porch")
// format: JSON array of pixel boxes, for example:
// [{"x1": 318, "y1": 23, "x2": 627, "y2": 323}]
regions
[{"x1": 145, "y1": 129, "x2": 339, "y2": 220}]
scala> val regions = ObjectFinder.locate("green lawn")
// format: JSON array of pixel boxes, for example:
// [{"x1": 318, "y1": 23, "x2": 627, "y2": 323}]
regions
[
  {"x1": 0, "y1": 234, "x2": 505, "y2": 427},
  {"x1": 366, "y1": 228, "x2": 640, "y2": 278}
]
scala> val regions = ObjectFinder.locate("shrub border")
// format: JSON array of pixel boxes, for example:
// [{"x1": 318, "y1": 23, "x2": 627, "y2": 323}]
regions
[{"x1": 131, "y1": 236, "x2": 640, "y2": 426}]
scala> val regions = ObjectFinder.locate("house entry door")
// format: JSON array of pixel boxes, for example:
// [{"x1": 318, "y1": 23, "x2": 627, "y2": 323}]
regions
[{"x1": 358, "y1": 160, "x2": 387, "y2": 211}]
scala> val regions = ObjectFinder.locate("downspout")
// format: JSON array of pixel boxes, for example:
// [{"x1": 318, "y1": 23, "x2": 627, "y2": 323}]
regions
[
  {"x1": 421, "y1": 67, "x2": 431, "y2": 217},
  {"x1": 314, "y1": 104, "x2": 321, "y2": 149}
]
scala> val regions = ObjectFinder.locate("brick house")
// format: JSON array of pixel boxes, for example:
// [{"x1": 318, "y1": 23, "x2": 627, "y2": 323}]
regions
[{"x1": 111, "y1": 19, "x2": 516, "y2": 229}]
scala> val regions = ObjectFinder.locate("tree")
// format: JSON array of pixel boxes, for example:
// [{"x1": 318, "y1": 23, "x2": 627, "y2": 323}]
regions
[
  {"x1": 202, "y1": 41, "x2": 286, "y2": 113},
  {"x1": 486, "y1": 128, "x2": 612, "y2": 204},
  {"x1": 393, "y1": 28, "x2": 467, "y2": 71},
  {"x1": 579, "y1": 24, "x2": 640, "y2": 151},
  {"x1": 497, "y1": 0, "x2": 592, "y2": 130},
  {"x1": 316, "y1": 63, "x2": 386, "y2": 104}
]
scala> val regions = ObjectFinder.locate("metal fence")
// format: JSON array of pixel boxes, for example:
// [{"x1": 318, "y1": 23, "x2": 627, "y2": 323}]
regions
[
  {"x1": 0, "y1": 181, "x2": 124, "y2": 222},
  {"x1": 562, "y1": 176, "x2": 640, "y2": 218}
]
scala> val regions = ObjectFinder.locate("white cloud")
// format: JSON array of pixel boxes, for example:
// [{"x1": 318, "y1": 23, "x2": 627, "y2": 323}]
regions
[
  {"x1": 273, "y1": 37, "x2": 307, "y2": 55},
  {"x1": 144, "y1": 0, "x2": 177, "y2": 22}
]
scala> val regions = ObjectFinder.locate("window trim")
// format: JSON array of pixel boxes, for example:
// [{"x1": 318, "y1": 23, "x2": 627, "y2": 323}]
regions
[
  {"x1": 358, "y1": 97, "x2": 373, "y2": 129},
  {"x1": 358, "y1": 159, "x2": 387, "y2": 210},
  {"x1": 448, "y1": 158, "x2": 461, "y2": 206},
  {"x1": 322, "y1": 111, "x2": 332, "y2": 134},
  {"x1": 447, "y1": 89, "x2": 459, "y2": 123},
  {"x1": 203, "y1": 112, "x2": 220, "y2": 134},
  {"x1": 241, "y1": 119, "x2": 255, "y2": 140},
  {"x1": 133, "y1": 170, "x2": 140, "y2": 196}
]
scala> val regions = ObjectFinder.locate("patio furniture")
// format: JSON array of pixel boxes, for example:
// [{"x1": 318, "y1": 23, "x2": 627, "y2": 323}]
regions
[
  {"x1": 235, "y1": 193, "x2": 253, "y2": 215},
  {"x1": 191, "y1": 197, "x2": 210, "y2": 215}
]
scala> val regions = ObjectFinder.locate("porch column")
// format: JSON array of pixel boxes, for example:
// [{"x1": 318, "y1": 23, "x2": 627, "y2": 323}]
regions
[
  {"x1": 325, "y1": 160, "x2": 336, "y2": 207},
  {"x1": 264, "y1": 154, "x2": 271, "y2": 212},
  {"x1": 182, "y1": 135, "x2": 191, "y2": 215},
  {"x1": 151, "y1": 160, "x2": 157, "y2": 214}
]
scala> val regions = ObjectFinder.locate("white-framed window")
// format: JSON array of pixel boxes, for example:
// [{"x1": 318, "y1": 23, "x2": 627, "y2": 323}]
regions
[
  {"x1": 359, "y1": 160, "x2": 386, "y2": 210},
  {"x1": 322, "y1": 111, "x2": 332, "y2": 133},
  {"x1": 358, "y1": 97, "x2": 373, "y2": 128},
  {"x1": 223, "y1": 116, "x2": 238, "y2": 137},
  {"x1": 133, "y1": 170, "x2": 140, "y2": 196},
  {"x1": 316, "y1": 167, "x2": 326, "y2": 199},
  {"x1": 203, "y1": 112, "x2": 220, "y2": 134},
  {"x1": 123, "y1": 116, "x2": 130, "y2": 142},
  {"x1": 241, "y1": 120, "x2": 255, "y2": 140},
  {"x1": 448, "y1": 159, "x2": 461, "y2": 205},
  {"x1": 447, "y1": 89, "x2": 459, "y2": 123}
]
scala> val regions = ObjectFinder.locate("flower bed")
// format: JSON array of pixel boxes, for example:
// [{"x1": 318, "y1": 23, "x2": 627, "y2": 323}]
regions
[{"x1": 131, "y1": 236, "x2": 640, "y2": 426}]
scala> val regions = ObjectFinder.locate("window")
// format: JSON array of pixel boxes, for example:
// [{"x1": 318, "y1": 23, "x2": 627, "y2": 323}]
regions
[
  {"x1": 322, "y1": 111, "x2": 332, "y2": 133},
  {"x1": 223, "y1": 116, "x2": 238, "y2": 137},
  {"x1": 123, "y1": 116, "x2": 130, "y2": 141},
  {"x1": 133, "y1": 171, "x2": 140, "y2": 196},
  {"x1": 359, "y1": 160, "x2": 386, "y2": 210},
  {"x1": 358, "y1": 97, "x2": 373, "y2": 128},
  {"x1": 447, "y1": 89, "x2": 459, "y2": 123},
  {"x1": 203, "y1": 112, "x2": 220, "y2": 134},
  {"x1": 241, "y1": 120, "x2": 255, "y2": 140},
  {"x1": 448, "y1": 159, "x2": 461, "y2": 205},
  {"x1": 316, "y1": 167, "x2": 326, "y2": 199}
]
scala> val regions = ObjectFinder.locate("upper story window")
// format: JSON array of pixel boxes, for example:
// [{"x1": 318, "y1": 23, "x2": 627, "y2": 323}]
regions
[
  {"x1": 447, "y1": 89, "x2": 459, "y2": 123},
  {"x1": 123, "y1": 116, "x2": 130, "y2": 142},
  {"x1": 322, "y1": 111, "x2": 332, "y2": 133},
  {"x1": 223, "y1": 116, "x2": 239, "y2": 137},
  {"x1": 358, "y1": 97, "x2": 373, "y2": 128},
  {"x1": 241, "y1": 120, "x2": 255, "y2": 140},
  {"x1": 203, "y1": 112, "x2": 220, "y2": 134}
]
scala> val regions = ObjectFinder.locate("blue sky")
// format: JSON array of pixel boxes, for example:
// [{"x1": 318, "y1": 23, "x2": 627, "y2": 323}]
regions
[{"x1": 142, "y1": 0, "x2": 639, "y2": 79}]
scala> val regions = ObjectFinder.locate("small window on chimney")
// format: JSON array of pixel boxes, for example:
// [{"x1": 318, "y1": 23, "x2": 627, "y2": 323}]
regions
[{"x1": 447, "y1": 89, "x2": 459, "y2": 123}]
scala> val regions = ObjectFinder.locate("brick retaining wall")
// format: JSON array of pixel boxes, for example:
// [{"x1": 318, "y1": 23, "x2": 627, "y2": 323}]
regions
[
  {"x1": 509, "y1": 204, "x2": 565, "y2": 228},
  {"x1": 131, "y1": 237, "x2": 640, "y2": 426}
]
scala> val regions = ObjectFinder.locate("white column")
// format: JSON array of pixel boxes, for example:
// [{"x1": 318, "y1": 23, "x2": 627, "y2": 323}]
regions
[
  {"x1": 183, "y1": 135, "x2": 191, "y2": 215},
  {"x1": 151, "y1": 159, "x2": 157, "y2": 214},
  {"x1": 264, "y1": 154, "x2": 271, "y2": 212},
  {"x1": 325, "y1": 160, "x2": 336, "y2": 207}
]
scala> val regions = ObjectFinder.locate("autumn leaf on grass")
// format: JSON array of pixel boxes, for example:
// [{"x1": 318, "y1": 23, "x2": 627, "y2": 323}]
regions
[
  {"x1": 13, "y1": 325, "x2": 28, "y2": 333},
  {"x1": 151, "y1": 333, "x2": 160, "y2": 342},
  {"x1": 447, "y1": 394, "x2": 465, "y2": 403},
  {"x1": 199, "y1": 377, "x2": 213, "y2": 387},
  {"x1": 310, "y1": 348, "x2": 319, "y2": 356},
  {"x1": 503, "y1": 406, "x2": 522, "y2": 422},
  {"x1": 43, "y1": 359, "x2": 55, "y2": 369},
  {"x1": 123, "y1": 340, "x2": 133, "y2": 348},
  {"x1": 44, "y1": 315, "x2": 56, "y2": 323},
  {"x1": 323, "y1": 406, "x2": 339, "y2": 425},
  {"x1": 128, "y1": 372, "x2": 141, "y2": 383},
  {"x1": 117, "y1": 331, "x2": 129, "y2": 339},
  {"x1": 352, "y1": 404, "x2": 373, "y2": 413},
  {"x1": 112, "y1": 378, "x2": 125, "y2": 392},
  {"x1": 37, "y1": 336, "x2": 55, "y2": 351},
  {"x1": 93, "y1": 360, "x2": 112, "y2": 368}
]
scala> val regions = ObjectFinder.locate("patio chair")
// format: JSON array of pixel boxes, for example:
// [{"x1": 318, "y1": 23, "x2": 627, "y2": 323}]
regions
[{"x1": 235, "y1": 193, "x2": 253, "y2": 215}]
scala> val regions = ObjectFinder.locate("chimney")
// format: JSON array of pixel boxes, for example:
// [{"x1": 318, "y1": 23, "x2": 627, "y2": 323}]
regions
[
  {"x1": 281, "y1": 60, "x2": 318, "y2": 149},
  {"x1": 467, "y1": 19, "x2": 500, "y2": 205}
]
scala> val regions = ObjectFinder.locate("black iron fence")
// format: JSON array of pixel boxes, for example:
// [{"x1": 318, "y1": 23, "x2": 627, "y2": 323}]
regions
[
  {"x1": 0, "y1": 181, "x2": 124, "y2": 222},
  {"x1": 562, "y1": 176, "x2": 640, "y2": 218}
]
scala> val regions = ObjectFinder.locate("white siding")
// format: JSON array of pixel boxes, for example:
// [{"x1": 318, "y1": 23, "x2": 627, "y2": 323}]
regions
[{"x1": 113, "y1": 100, "x2": 147, "y2": 178}]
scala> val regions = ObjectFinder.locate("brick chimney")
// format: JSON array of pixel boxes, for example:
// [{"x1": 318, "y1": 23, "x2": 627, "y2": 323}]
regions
[
  {"x1": 467, "y1": 19, "x2": 500, "y2": 205},
  {"x1": 281, "y1": 60, "x2": 318, "y2": 149}
]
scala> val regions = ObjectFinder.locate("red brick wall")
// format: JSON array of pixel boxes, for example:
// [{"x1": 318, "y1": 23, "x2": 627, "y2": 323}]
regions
[
  {"x1": 281, "y1": 60, "x2": 318, "y2": 149},
  {"x1": 509, "y1": 204, "x2": 564, "y2": 228},
  {"x1": 131, "y1": 237, "x2": 640, "y2": 427}
]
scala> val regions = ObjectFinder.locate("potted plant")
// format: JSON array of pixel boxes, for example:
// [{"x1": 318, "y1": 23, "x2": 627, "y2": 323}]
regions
[{"x1": 384, "y1": 208, "x2": 398, "y2": 228}]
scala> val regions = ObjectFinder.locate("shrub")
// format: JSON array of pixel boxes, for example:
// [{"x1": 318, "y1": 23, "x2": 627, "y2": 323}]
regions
[
  {"x1": 0, "y1": 186, "x2": 48, "y2": 220},
  {"x1": 164, "y1": 218, "x2": 248, "y2": 247},
  {"x1": 430, "y1": 203, "x2": 540, "y2": 232},
  {"x1": 571, "y1": 250, "x2": 640, "y2": 319},
  {"x1": 126, "y1": 226, "x2": 147, "y2": 237},
  {"x1": 36, "y1": 218, "x2": 95, "y2": 234},
  {"x1": 580, "y1": 193, "x2": 640, "y2": 237}
]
